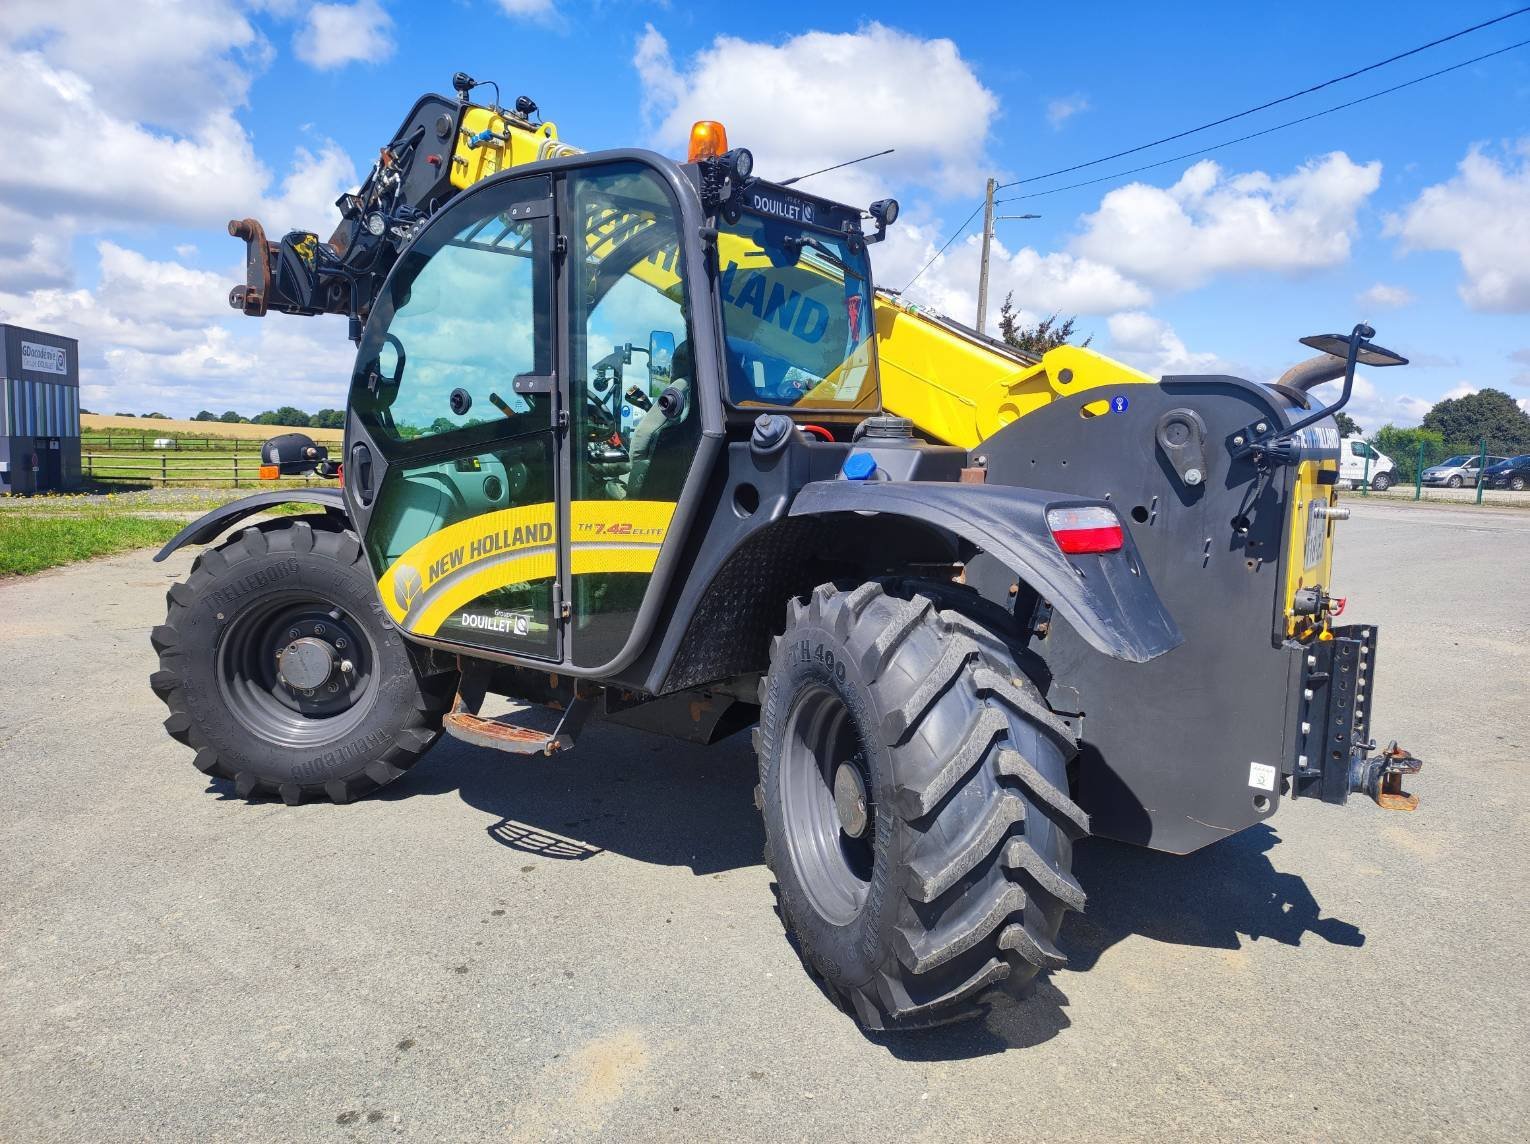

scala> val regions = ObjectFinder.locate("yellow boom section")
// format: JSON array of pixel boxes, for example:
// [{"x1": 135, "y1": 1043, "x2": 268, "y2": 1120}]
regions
[{"x1": 874, "y1": 295, "x2": 1155, "y2": 448}]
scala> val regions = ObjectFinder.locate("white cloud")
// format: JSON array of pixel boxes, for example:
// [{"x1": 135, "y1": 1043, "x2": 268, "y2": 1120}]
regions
[
  {"x1": 1072, "y1": 152, "x2": 1382, "y2": 291},
  {"x1": 3, "y1": 0, "x2": 264, "y2": 131},
  {"x1": 633, "y1": 23, "x2": 998, "y2": 204},
  {"x1": 1106, "y1": 312, "x2": 1233, "y2": 377},
  {"x1": 496, "y1": 0, "x2": 558, "y2": 18},
  {"x1": 1311, "y1": 373, "x2": 1434, "y2": 433},
  {"x1": 294, "y1": 1, "x2": 395, "y2": 70},
  {"x1": 875, "y1": 219, "x2": 1149, "y2": 330},
  {"x1": 1046, "y1": 95, "x2": 1089, "y2": 130},
  {"x1": 0, "y1": 3, "x2": 365, "y2": 417},
  {"x1": 0, "y1": 243, "x2": 356, "y2": 416},
  {"x1": 1388, "y1": 141, "x2": 1530, "y2": 313},
  {"x1": 1357, "y1": 282, "x2": 1416, "y2": 310}
]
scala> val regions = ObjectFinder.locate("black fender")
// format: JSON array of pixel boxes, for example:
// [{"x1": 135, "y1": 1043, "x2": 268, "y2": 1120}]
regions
[
  {"x1": 788, "y1": 480, "x2": 1182, "y2": 663},
  {"x1": 152, "y1": 487, "x2": 349, "y2": 562}
]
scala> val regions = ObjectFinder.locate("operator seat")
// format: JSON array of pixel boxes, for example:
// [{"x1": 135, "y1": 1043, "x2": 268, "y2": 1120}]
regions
[{"x1": 628, "y1": 339, "x2": 692, "y2": 496}]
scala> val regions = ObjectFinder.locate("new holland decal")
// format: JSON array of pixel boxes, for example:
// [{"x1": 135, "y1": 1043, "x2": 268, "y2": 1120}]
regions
[{"x1": 378, "y1": 500, "x2": 676, "y2": 638}]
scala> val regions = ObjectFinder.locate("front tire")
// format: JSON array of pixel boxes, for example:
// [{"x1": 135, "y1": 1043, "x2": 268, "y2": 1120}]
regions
[
  {"x1": 1510, "y1": 475, "x2": 1526, "y2": 492},
  {"x1": 756, "y1": 580, "x2": 1087, "y2": 1029},
  {"x1": 150, "y1": 518, "x2": 454, "y2": 804},
  {"x1": 1371, "y1": 472, "x2": 1394, "y2": 491}
]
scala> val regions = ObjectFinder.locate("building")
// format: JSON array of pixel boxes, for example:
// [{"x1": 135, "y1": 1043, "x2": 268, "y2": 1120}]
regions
[{"x1": 0, "y1": 324, "x2": 82, "y2": 494}]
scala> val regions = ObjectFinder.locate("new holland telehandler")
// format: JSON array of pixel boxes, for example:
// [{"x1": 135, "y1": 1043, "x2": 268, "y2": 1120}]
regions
[{"x1": 150, "y1": 75, "x2": 1421, "y2": 1029}]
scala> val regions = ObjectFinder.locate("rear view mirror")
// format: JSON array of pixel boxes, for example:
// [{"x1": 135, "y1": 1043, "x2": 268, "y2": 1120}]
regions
[
  {"x1": 1299, "y1": 333, "x2": 1408, "y2": 368},
  {"x1": 648, "y1": 330, "x2": 676, "y2": 391}
]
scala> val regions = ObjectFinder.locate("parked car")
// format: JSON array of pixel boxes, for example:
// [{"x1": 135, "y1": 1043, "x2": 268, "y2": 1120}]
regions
[
  {"x1": 1340, "y1": 435, "x2": 1397, "y2": 490},
  {"x1": 1422, "y1": 453, "x2": 1507, "y2": 488},
  {"x1": 1483, "y1": 455, "x2": 1530, "y2": 491}
]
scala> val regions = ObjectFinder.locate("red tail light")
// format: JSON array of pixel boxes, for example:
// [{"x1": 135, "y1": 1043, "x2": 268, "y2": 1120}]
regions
[{"x1": 1046, "y1": 505, "x2": 1124, "y2": 554}]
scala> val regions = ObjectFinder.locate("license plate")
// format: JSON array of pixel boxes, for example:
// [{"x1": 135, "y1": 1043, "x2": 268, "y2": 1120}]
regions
[{"x1": 1303, "y1": 499, "x2": 1327, "y2": 569}]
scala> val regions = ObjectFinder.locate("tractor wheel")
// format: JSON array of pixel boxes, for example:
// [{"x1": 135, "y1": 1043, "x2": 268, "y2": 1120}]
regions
[
  {"x1": 1371, "y1": 471, "x2": 1393, "y2": 492},
  {"x1": 755, "y1": 579, "x2": 1087, "y2": 1030},
  {"x1": 1446, "y1": 475, "x2": 1463, "y2": 489},
  {"x1": 150, "y1": 518, "x2": 454, "y2": 805}
]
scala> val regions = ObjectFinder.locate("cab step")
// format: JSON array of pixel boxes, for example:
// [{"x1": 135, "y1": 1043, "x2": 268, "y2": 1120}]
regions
[{"x1": 441, "y1": 660, "x2": 593, "y2": 757}]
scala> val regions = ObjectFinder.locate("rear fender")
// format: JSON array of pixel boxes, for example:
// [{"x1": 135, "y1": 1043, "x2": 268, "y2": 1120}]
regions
[
  {"x1": 152, "y1": 487, "x2": 348, "y2": 562},
  {"x1": 787, "y1": 480, "x2": 1182, "y2": 663}
]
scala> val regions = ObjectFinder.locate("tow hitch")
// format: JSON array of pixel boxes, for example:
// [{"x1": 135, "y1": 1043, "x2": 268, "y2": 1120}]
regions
[
  {"x1": 1351, "y1": 742, "x2": 1423, "y2": 812},
  {"x1": 1290, "y1": 624, "x2": 1423, "y2": 811}
]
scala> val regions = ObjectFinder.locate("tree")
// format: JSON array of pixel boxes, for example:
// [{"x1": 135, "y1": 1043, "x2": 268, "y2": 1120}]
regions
[
  {"x1": 114, "y1": 411, "x2": 137, "y2": 417},
  {"x1": 192, "y1": 410, "x2": 218, "y2": 422},
  {"x1": 1421, "y1": 388, "x2": 1530, "y2": 454},
  {"x1": 1333, "y1": 411, "x2": 1361, "y2": 437},
  {"x1": 997, "y1": 293, "x2": 1091, "y2": 355},
  {"x1": 143, "y1": 412, "x2": 170, "y2": 419},
  {"x1": 252, "y1": 408, "x2": 311, "y2": 427},
  {"x1": 428, "y1": 417, "x2": 458, "y2": 436},
  {"x1": 219, "y1": 410, "x2": 247, "y2": 424},
  {"x1": 1371, "y1": 425, "x2": 1444, "y2": 484},
  {"x1": 310, "y1": 408, "x2": 346, "y2": 429}
]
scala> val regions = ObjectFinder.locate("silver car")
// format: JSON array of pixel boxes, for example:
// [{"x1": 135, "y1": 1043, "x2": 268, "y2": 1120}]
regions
[{"x1": 1421, "y1": 454, "x2": 1507, "y2": 488}]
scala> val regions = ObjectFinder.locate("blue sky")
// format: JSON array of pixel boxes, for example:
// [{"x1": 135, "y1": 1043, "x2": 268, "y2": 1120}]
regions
[{"x1": 2, "y1": 0, "x2": 1527, "y2": 428}]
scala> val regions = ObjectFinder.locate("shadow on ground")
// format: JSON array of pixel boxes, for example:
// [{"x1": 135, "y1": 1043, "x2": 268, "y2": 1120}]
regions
[
  {"x1": 243, "y1": 723, "x2": 1364, "y2": 1060},
  {"x1": 382, "y1": 720, "x2": 766, "y2": 876}
]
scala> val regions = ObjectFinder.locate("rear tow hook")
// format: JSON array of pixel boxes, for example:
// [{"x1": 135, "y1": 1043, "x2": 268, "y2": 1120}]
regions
[{"x1": 1350, "y1": 742, "x2": 1423, "y2": 812}]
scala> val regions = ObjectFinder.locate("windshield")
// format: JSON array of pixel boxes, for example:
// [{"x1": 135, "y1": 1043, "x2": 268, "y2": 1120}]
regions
[
  {"x1": 715, "y1": 214, "x2": 877, "y2": 410},
  {"x1": 1439, "y1": 455, "x2": 1470, "y2": 466}
]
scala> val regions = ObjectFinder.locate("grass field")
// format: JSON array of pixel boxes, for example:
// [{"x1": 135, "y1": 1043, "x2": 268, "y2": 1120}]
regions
[
  {"x1": 81, "y1": 414, "x2": 343, "y2": 443},
  {"x1": 0, "y1": 513, "x2": 185, "y2": 577}
]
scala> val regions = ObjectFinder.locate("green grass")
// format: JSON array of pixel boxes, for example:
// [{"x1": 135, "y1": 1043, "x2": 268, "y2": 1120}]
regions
[{"x1": 0, "y1": 513, "x2": 186, "y2": 577}]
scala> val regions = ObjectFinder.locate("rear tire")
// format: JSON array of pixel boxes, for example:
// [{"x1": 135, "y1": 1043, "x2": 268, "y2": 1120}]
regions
[
  {"x1": 755, "y1": 579, "x2": 1087, "y2": 1029},
  {"x1": 1446, "y1": 475, "x2": 1463, "y2": 489},
  {"x1": 150, "y1": 518, "x2": 454, "y2": 804}
]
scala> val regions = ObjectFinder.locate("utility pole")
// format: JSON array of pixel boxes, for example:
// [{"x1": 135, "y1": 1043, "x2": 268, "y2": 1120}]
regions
[
  {"x1": 975, "y1": 177, "x2": 1040, "y2": 336},
  {"x1": 976, "y1": 178, "x2": 996, "y2": 334}
]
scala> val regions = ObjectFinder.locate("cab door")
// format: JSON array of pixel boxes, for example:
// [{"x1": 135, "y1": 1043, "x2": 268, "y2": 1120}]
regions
[{"x1": 345, "y1": 174, "x2": 565, "y2": 660}]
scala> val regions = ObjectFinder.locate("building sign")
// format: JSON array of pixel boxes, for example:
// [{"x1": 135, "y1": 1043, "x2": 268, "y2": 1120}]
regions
[{"x1": 21, "y1": 341, "x2": 67, "y2": 376}]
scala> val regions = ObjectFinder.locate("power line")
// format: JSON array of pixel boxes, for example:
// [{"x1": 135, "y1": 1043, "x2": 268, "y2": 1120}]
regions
[
  {"x1": 902, "y1": 199, "x2": 985, "y2": 292},
  {"x1": 998, "y1": 36, "x2": 1530, "y2": 203},
  {"x1": 997, "y1": 6, "x2": 1530, "y2": 190}
]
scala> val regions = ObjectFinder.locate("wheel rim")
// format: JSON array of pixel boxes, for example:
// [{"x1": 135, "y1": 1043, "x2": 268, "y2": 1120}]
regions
[
  {"x1": 780, "y1": 683, "x2": 876, "y2": 926},
  {"x1": 216, "y1": 590, "x2": 377, "y2": 746}
]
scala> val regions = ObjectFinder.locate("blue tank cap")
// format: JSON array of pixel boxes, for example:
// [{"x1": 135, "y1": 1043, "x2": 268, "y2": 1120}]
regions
[{"x1": 842, "y1": 452, "x2": 878, "y2": 481}]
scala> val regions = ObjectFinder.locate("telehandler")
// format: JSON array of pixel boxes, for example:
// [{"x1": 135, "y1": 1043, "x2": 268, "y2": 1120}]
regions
[{"x1": 150, "y1": 75, "x2": 1421, "y2": 1029}]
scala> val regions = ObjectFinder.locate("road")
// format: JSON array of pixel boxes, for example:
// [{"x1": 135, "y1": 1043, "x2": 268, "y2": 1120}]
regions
[{"x1": 1, "y1": 500, "x2": 1526, "y2": 1142}]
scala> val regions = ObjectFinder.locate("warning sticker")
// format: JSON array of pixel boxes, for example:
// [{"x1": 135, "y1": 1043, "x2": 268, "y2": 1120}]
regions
[{"x1": 1248, "y1": 762, "x2": 1277, "y2": 792}]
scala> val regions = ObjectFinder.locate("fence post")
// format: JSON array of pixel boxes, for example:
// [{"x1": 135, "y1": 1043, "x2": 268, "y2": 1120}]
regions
[
  {"x1": 160, "y1": 453, "x2": 168, "y2": 487},
  {"x1": 1415, "y1": 440, "x2": 1424, "y2": 501},
  {"x1": 1477, "y1": 437, "x2": 1487, "y2": 505},
  {"x1": 1362, "y1": 449, "x2": 1371, "y2": 496},
  {"x1": 233, "y1": 454, "x2": 239, "y2": 485}
]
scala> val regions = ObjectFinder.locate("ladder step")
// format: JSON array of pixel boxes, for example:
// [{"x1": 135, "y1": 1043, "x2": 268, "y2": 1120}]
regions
[{"x1": 442, "y1": 709, "x2": 574, "y2": 756}]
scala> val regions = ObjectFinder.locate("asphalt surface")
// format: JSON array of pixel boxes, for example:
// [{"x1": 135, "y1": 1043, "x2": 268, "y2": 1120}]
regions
[{"x1": 1, "y1": 500, "x2": 1526, "y2": 1142}]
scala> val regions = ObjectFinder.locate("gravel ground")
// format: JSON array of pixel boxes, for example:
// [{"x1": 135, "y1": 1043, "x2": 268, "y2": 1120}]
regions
[{"x1": 0, "y1": 499, "x2": 1525, "y2": 1142}]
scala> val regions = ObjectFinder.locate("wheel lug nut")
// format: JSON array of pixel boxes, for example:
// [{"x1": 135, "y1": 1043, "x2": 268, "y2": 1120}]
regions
[
  {"x1": 315, "y1": 624, "x2": 327, "y2": 636},
  {"x1": 288, "y1": 628, "x2": 300, "y2": 639},
  {"x1": 334, "y1": 638, "x2": 347, "y2": 650},
  {"x1": 327, "y1": 682, "x2": 339, "y2": 693}
]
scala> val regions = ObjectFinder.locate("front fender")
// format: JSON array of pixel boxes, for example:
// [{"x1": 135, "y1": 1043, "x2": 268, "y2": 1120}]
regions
[
  {"x1": 788, "y1": 480, "x2": 1181, "y2": 663},
  {"x1": 152, "y1": 487, "x2": 348, "y2": 562}
]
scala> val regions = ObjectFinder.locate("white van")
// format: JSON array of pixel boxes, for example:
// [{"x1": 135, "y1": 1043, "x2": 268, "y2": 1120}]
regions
[{"x1": 1340, "y1": 435, "x2": 1396, "y2": 490}]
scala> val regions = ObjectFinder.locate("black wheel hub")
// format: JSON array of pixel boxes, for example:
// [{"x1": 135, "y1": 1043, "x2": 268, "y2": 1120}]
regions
[
  {"x1": 781, "y1": 684, "x2": 876, "y2": 926},
  {"x1": 217, "y1": 594, "x2": 374, "y2": 744}
]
